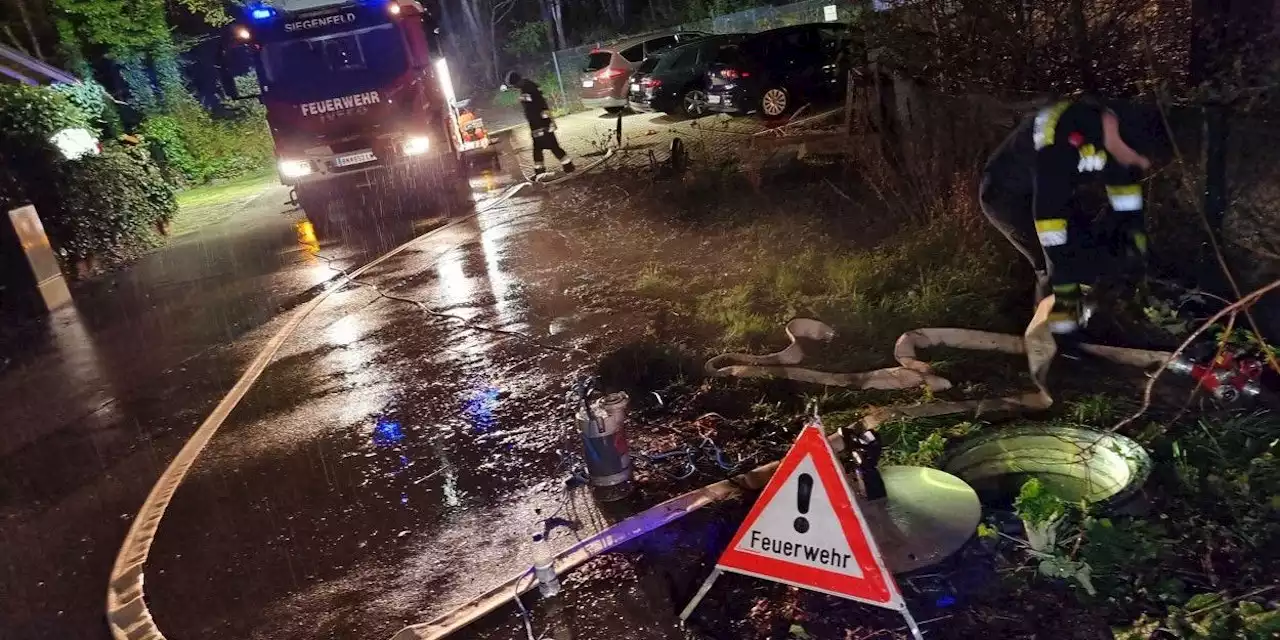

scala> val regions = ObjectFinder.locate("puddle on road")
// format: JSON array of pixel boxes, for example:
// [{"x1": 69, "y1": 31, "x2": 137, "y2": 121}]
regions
[{"x1": 147, "y1": 193, "x2": 630, "y2": 639}]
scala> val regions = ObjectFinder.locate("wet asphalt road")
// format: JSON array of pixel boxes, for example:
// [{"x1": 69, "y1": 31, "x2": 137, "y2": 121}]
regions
[
  {"x1": 0, "y1": 159, "x2": 560, "y2": 639},
  {"x1": 142, "y1": 191, "x2": 626, "y2": 638}
]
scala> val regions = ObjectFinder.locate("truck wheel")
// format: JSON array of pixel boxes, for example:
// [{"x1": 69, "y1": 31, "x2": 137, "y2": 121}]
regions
[
  {"x1": 295, "y1": 183, "x2": 325, "y2": 216},
  {"x1": 430, "y1": 153, "x2": 471, "y2": 216}
]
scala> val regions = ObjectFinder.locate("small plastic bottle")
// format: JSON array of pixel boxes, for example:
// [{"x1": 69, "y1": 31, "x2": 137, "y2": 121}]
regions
[{"x1": 531, "y1": 533, "x2": 561, "y2": 597}]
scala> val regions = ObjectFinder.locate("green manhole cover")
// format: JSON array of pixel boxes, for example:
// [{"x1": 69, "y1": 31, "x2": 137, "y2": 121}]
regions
[{"x1": 940, "y1": 425, "x2": 1151, "y2": 509}]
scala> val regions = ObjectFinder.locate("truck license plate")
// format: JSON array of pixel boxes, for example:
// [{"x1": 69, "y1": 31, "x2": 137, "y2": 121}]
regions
[
  {"x1": 334, "y1": 151, "x2": 376, "y2": 167},
  {"x1": 581, "y1": 79, "x2": 594, "y2": 88}
]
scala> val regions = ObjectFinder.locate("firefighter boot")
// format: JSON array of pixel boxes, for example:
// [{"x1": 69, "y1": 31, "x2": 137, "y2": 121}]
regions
[
  {"x1": 1048, "y1": 284, "x2": 1083, "y2": 335},
  {"x1": 1048, "y1": 284, "x2": 1091, "y2": 360},
  {"x1": 561, "y1": 157, "x2": 576, "y2": 173}
]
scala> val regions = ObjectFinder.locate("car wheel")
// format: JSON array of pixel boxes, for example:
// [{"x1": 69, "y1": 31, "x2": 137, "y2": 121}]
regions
[
  {"x1": 760, "y1": 87, "x2": 789, "y2": 118},
  {"x1": 681, "y1": 89, "x2": 709, "y2": 118}
]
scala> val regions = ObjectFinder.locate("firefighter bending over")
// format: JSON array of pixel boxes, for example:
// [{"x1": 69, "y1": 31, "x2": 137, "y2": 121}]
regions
[
  {"x1": 980, "y1": 97, "x2": 1165, "y2": 348},
  {"x1": 505, "y1": 71, "x2": 575, "y2": 178}
]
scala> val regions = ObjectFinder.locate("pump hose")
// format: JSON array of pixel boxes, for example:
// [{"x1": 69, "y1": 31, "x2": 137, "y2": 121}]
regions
[
  {"x1": 520, "y1": 147, "x2": 618, "y2": 186},
  {"x1": 706, "y1": 296, "x2": 1174, "y2": 431}
]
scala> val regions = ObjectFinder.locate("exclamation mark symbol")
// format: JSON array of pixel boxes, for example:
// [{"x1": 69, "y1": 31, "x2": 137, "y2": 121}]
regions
[{"x1": 793, "y1": 473, "x2": 813, "y2": 534}]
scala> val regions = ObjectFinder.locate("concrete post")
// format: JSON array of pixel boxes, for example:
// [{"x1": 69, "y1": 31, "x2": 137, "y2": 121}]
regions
[{"x1": 6, "y1": 205, "x2": 71, "y2": 312}]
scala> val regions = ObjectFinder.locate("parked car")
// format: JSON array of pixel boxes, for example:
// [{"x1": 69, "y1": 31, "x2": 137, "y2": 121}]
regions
[
  {"x1": 705, "y1": 23, "x2": 849, "y2": 118},
  {"x1": 628, "y1": 34, "x2": 746, "y2": 118},
  {"x1": 580, "y1": 31, "x2": 710, "y2": 113}
]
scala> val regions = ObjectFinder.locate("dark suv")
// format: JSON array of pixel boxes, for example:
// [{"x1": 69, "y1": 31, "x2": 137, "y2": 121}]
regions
[
  {"x1": 580, "y1": 31, "x2": 710, "y2": 113},
  {"x1": 705, "y1": 23, "x2": 849, "y2": 118},
  {"x1": 628, "y1": 34, "x2": 745, "y2": 118}
]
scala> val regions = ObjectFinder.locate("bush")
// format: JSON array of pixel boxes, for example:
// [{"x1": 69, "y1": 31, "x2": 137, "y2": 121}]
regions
[
  {"x1": 505, "y1": 21, "x2": 550, "y2": 58},
  {"x1": 50, "y1": 79, "x2": 121, "y2": 137},
  {"x1": 0, "y1": 84, "x2": 89, "y2": 144},
  {"x1": 0, "y1": 84, "x2": 176, "y2": 271},
  {"x1": 42, "y1": 144, "x2": 176, "y2": 263},
  {"x1": 141, "y1": 94, "x2": 273, "y2": 185}
]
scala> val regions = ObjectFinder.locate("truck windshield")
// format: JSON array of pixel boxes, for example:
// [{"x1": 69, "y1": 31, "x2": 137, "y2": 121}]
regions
[{"x1": 261, "y1": 24, "x2": 407, "y2": 101}]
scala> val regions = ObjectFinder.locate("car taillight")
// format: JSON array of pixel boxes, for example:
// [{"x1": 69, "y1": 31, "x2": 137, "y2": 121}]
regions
[
  {"x1": 720, "y1": 68, "x2": 750, "y2": 79},
  {"x1": 641, "y1": 77, "x2": 661, "y2": 88},
  {"x1": 597, "y1": 67, "x2": 625, "y2": 80}
]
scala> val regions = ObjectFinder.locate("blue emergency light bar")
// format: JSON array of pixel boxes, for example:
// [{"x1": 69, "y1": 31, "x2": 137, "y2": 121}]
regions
[{"x1": 250, "y1": 7, "x2": 275, "y2": 19}]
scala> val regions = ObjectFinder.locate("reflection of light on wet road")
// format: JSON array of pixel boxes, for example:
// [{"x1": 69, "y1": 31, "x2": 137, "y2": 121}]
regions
[
  {"x1": 434, "y1": 246, "x2": 475, "y2": 310},
  {"x1": 464, "y1": 385, "x2": 500, "y2": 433},
  {"x1": 49, "y1": 304, "x2": 120, "y2": 425},
  {"x1": 441, "y1": 468, "x2": 461, "y2": 507},
  {"x1": 294, "y1": 219, "x2": 337, "y2": 287},
  {"x1": 328, "y1": 314, "x2": 363, "y2": 348},
  {"x1": 478, "y1": 219, "x2": 515, "y2": 323},
  {"x1": 295, "y1": 220, "x2": 320, "y2": 258}
]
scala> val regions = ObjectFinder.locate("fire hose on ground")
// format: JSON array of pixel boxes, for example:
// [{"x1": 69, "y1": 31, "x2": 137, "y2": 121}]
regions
[{"x1": 390, "y1": 296, "x2": 1177, "y2": 640}]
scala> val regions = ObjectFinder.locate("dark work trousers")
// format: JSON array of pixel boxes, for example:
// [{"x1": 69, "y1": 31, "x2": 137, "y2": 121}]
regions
[
  {"x1": 531, "y1": 130, "x2": 568, "y2": 172},
  {"x1": 979, "y1": 173, "x2": 1052, "y2": 304}
]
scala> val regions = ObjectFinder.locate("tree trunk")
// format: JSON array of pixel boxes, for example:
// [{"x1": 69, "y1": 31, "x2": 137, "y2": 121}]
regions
[
  {"x1": 457, "y1": 0, "x2": 495, "y2": 83},
  {"x1": 612, "y1": 0, "x2": 626, "y2": 27},
  {"x1": 2, "y1": 25, "x2": 28, "y2": 55},
  {"x1": 537, "y1": 0, "x2": 560, "y2": 49},
  {"x1": 11, "y1": 0, "x2": 45, "y2": 60},
  {"x1": 600, "y1": 0, "x2": 622, "y2": 27},
  {"x1": 1068, "y1": 0, "x2": 1095, "y2": 92},
  {"x1": 1015, "y1": 0, "x2": 1031, "y2": 90},
  {"x1": 437, "y1": 0, "x2": 457, "y2": 56},
  {"x1": 551, "y1": 0, "x2": 566, "y2": 50},
  {"x1": 488, "y1": 8, "x2": 499, "y2": 85}
]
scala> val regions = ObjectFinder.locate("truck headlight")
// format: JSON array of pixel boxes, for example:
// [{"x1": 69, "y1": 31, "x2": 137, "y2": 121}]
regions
[
  {"x1": 278, "y1": 159, "x2": 312, "y2": 178},
  {"x1": 403, "y1": 136, "x2": 430, "y2": 156}
]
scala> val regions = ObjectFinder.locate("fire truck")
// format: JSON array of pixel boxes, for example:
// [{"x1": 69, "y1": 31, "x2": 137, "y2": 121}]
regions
[{"x1": 219, "y1": 0, "x2": 490, "y2": 216}]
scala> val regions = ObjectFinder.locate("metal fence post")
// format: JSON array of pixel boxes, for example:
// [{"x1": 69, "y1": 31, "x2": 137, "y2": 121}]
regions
[{"x1": 551, "y1": 50, "x2": 567, "y2": 108}]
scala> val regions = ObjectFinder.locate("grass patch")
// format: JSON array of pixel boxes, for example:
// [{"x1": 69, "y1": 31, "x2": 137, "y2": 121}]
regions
[
  {"x1": 175, "y1": 169, "x2": 274, "y2": 210},
  {"x1": 634, "y1": 263, "x2": 682, "y2": 298},
  {"x1": 170, "y1": 170, "x2": 275, "y2": 237},
  {"x1": 689, "y1": 219, "x2": 1019, "y2": 367}
]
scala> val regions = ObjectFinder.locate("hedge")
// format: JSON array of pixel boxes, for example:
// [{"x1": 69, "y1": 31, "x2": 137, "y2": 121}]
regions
[
  {"x1": 140, "y1": 95, "x2": 274, "y2": 185},
  {"x1": 0, "y1": 84, "x2": 176, "y2": 270}
]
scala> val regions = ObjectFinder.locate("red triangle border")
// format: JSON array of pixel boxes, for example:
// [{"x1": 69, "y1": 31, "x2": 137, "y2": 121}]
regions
[{"x1": 715, "y1": 424, "x2": 902, "y2": 608}]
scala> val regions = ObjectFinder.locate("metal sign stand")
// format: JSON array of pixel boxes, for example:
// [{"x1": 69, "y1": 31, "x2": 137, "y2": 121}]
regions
[
  {"x1": 680, "y1": 571, "x2": 925, "y2": 640},
  {"x1": 679, "y1": 421, "x2": 928, "y2": 640},
  {"x1": 677, "y1": 568, "x2": 721, "y2": 622}
]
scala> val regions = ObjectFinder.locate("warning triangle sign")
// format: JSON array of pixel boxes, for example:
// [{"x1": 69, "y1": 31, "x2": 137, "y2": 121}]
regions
[{"x1": 716, "y1": 422, "x2": 903, "y2": 609}]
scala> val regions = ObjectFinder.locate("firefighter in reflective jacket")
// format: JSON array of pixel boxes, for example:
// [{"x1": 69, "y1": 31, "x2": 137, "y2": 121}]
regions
[
  {"x1": 505, "y1": 71, "x2": 575, "y2": 177},
  {"x1": 980, "y1": 98, "x2": 1164, "y2": 344}
]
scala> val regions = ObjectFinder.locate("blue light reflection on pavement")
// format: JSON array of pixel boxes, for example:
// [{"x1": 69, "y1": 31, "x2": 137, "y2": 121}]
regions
[
  {"x1": 372, "y1": 418, "x2": 404, "y2": 448},
  {"x1": 464, "y1": 385, "x2": 501, "y2": 434}
]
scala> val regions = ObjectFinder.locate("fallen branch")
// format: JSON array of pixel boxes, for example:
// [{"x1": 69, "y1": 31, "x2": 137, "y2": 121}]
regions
[{"x1": 1111, "y1": 277, "x2": 1280, "y2": 433}]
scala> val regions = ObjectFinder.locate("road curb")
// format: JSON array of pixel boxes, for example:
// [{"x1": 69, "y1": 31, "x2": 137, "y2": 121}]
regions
[{"x1": 104, "y1": 181, "x2": 530, "y2": 640}]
